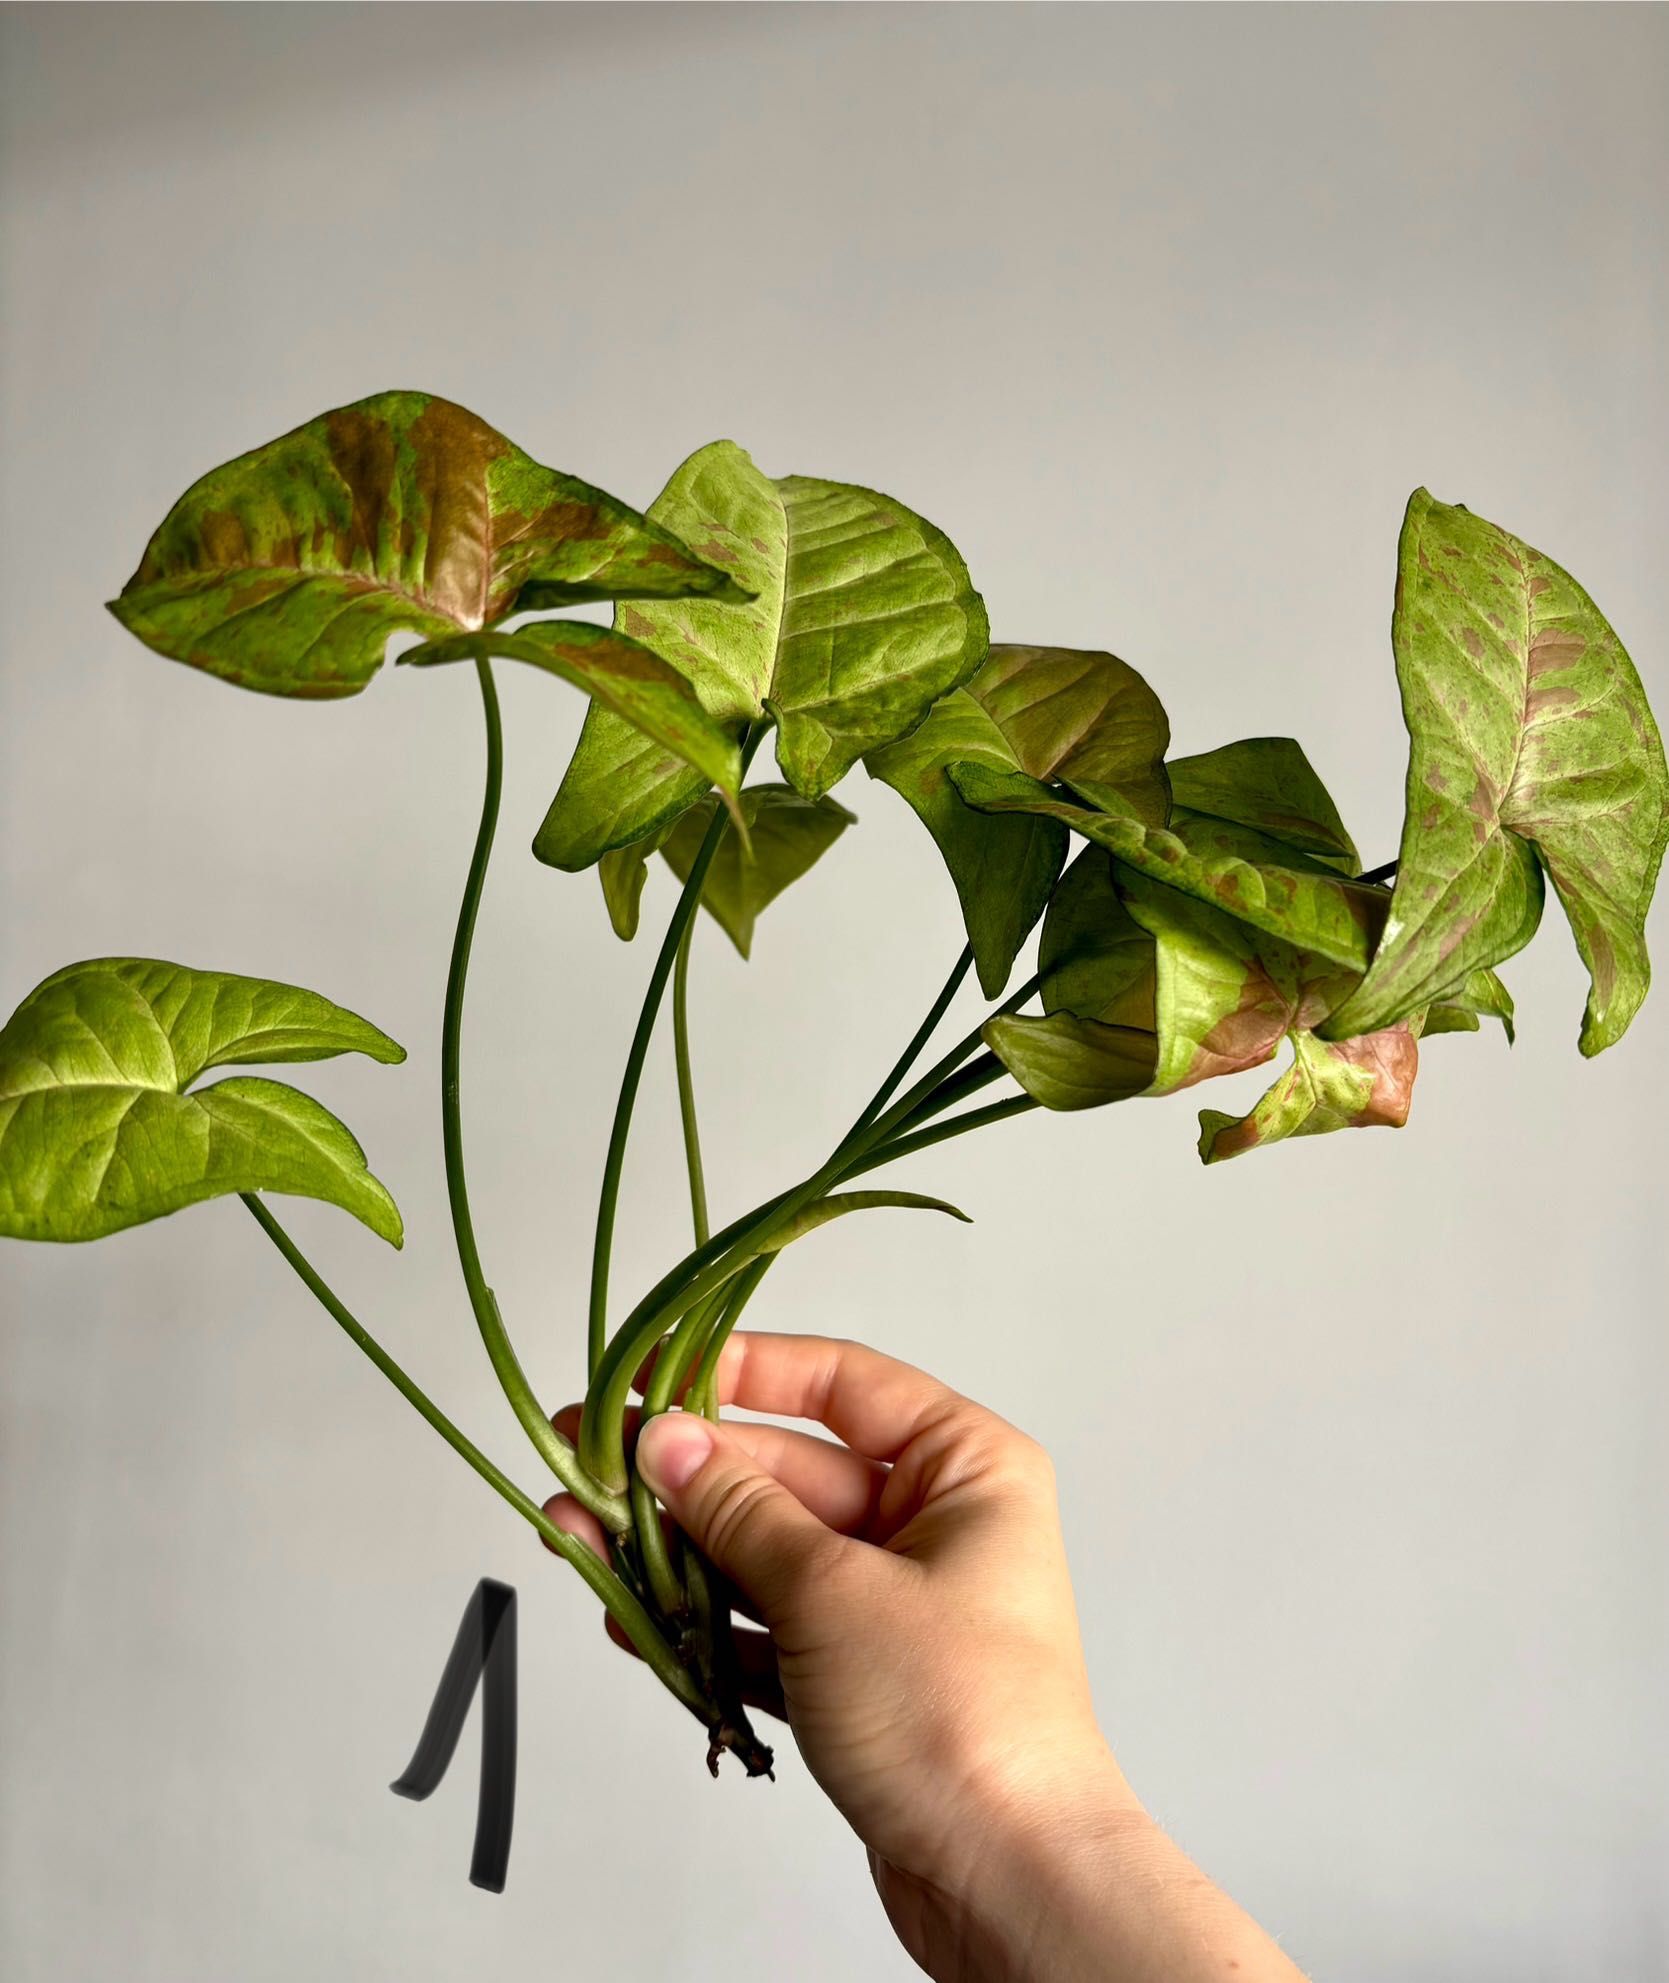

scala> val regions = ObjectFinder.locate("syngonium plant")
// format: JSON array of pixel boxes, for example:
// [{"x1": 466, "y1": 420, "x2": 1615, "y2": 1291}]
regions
[{"x1": 3, "y1": 391, "x2": 1666, "y2": 1775}]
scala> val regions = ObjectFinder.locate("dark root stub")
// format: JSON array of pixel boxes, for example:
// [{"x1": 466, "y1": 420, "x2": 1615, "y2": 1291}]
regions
[{"x1": 707, "y1": 1715, "x2": 774, "y2": 1781}]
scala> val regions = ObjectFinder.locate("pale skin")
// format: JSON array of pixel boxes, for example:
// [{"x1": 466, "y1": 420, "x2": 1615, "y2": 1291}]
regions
[{"x1": 546, "y1": 1333, "x2": 1309, "y2": 1983}]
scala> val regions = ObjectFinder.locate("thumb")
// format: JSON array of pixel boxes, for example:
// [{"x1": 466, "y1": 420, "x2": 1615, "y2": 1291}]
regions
[{"x1": 635, "y1": 1412, "x2": 837, "y2": 1621}]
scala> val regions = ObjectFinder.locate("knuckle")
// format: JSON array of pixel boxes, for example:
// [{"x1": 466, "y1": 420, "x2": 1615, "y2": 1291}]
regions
[{"x1": 699, "y1": 1466, "x2": 779, "y2": 1562}]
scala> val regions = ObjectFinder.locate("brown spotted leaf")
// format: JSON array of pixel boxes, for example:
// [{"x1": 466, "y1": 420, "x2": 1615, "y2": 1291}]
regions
[
  {"x1": 536, "y1": 441, "x2": 986, "y2": 868},
  {"x1": 951, "y1": 763, "x2": 1386, "y2": 971},
  {"x1": 399, "y1": 623, "x2": 742, "y2": 801},
  {"x1": 109, "y1": 391, "x2": 746, "y2": 700},
  {"x1": 1197, "y1": 1024, "x2": 1419, "y2": 1164},
  {"x1": 868, "y1": 646, "x2": 1168, "y2": 995},
  {"x1": 1320, "y1": 491, "x2": 1668, "y2": 1054}
]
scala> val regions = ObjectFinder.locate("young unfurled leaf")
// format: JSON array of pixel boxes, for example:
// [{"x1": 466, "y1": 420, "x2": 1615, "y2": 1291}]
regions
[
  {"x1": 599, "y1": 785, "x2": 855, "y2": 953},
  {"x1": 535, "y1": 441, "x2": 987, "y2": 868},
  {"x1": 952, "y1": 763, "x2": 1386, "y2": 971},
  {"x1": 109, "y1": 391, "x2": 745, "y2": 700},
  {"x1": 869, "y1": 646, "x2": 1169, "y2": 995},
  {"x1": 1422, "y1": 967, "x2": 1516, "y2": 1042},
  {"x1": 1167, "y1": 737, "x2": 1358, "y2": 872},
  {"x1": 752, "y1": 1190, "x2": 971, "y2": 1259},
  {"x1": 399, "y1": 623, "x2": 742, "y2": 803},
  {"x1": 0, "y1": 959, "x2": 404, "y2": 1244},
  {"x1": 1197, "y1": 1024, "x2": 1419, "y2": 1164},
  {"x1": 1320, "y1": 491, "x2": 1668, "y2": 1054}
]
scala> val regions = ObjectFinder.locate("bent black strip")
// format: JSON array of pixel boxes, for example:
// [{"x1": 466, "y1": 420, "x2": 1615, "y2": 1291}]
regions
[{"x1": 391, "y1": 1578, "x2": 518, "y2": 1893}]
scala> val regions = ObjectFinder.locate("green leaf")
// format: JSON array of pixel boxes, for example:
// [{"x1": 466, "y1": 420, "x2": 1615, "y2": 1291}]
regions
[
  {"x1": 983, "y1": 1012, "x2": 1157, "y2": 1112},
  {"x1": 1037, "y1": 848, "x2": 1155, "y2": 1026},
  {"x1": 399, "y1": 623, "x2": 742, "y2": 802},
  {"x1": 951, "y1": 763, "x2": 1387, "y2": 971},
  {"x1": 535, "y1": 440, "x2": 987, "y2": 868},
  {"x1": 109, "y1": 391, "x2": 745, "y2": 700},
  {"x1": 1320, "y1": 490, "x2": 1669, "y2": 1054},
  {"x1": 1167, "y1": 737, "x2": 1358, "y2": 871},
  {"x1": 1423, "y1": 966, "x2": 1516, "y2": 1042},
  {"x1": 664, "y1": 786, "x2": 854, "y2": 956},
  {"x1": 868, "y1": 646, "x2": 1168, "y2": 995},
  {"x1": 0, "y1": 959, "x2": 404, "y2": 1244},
  {"x1": 753, "y1": 1190, "x2": 971, "y2": 1257},
  {"x1": 1197, "y1": 1024, "x2": 1420, "y2": 1164}
]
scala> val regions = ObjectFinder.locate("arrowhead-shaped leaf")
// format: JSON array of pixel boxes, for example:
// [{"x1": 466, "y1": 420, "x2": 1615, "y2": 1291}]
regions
[
  {"x1": 868, "y1": 646, "x2": 1169, "y2": 995},
  {"x1": 1167, "y1": 737, "x2": 1358, "y2": 872},
  {"x1": 598, "y1": 785, "x2": 854, "y2": 953},
  {"x1": 951, "y1": 763, "x2": 1387, "y2": 971},
  {"x1": 399, "y1": 622, "x2": 742, "y2": 802},
  {"x1": 0, "y1": 959, "x2": 404, "y2": 1244},
  {"x1": 109, "y1": 391, "x2": 746, "y2": 700},
  {"x1": 535, "y1": 441, "x2": 987, "y2": 868},
  {"x1": 1320, "y1": 491, "x2": 1668, "y2": 1054},
  {"x1": 1197, "y1": 1024, "x2": 1420, "y2": 1164}
]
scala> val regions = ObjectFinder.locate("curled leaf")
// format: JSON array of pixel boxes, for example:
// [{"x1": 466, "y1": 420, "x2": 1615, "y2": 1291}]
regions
[
  {"x1": 1197, "y1": 1024, "x2": 1419, "y2": 1164},
  {"x1": 110, "y1": 392, "x2": 745, "y2": 699},
  {"x1": 0, "y1": 959, "x2": 404, "y2": 1244},
  {"x1": 1320, "y1": 491, "x2": 1668, "y2": 1054}
]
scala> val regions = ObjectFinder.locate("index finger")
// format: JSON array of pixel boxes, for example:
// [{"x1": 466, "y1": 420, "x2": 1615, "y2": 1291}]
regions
[{"x1": 711, "y1": 1331, "x2": 978, "y2": 1464}]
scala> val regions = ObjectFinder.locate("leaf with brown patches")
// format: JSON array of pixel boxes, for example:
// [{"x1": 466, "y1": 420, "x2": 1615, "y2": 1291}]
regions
[
  {"x1": 0, "y1": 959, "x2": 405, "y2": 1243},
  {"x1": 1320, "y1": 490, "x2": 1668, "y2": 1055},
  {"x1": 399, "y1": 622, "x2": 742, "y2": 802},
  {"x1": 1197, "y1": 1024, "x2": 1420, "y2": 1164},
  {"x1": 1167, "y1": 736, "x2": 1358, "y2": 872},
  {"x1": 950, "y1": 763, "x2": 1387, "y2": 971},
  {"x1": 988, "y1": 849, "x2": 1359, "y2": 1112},
  {"x1": 869, "y1": 646, "x2": 1168, "y2": 995},
  {"x1": 536, "y1": 441, "x2": 987, "y2": 869},
  {"x1": 109, "y1": 391, "x2": 746, "y2": 700},
  {"x1": 598, "y1": 785, "x2": 854, "y2": 955}
]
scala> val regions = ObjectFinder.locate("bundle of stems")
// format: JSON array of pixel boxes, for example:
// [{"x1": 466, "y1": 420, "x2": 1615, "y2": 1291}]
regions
[{"x1": 246, "y1": 670, "x2": 1037, "y2": 1772}]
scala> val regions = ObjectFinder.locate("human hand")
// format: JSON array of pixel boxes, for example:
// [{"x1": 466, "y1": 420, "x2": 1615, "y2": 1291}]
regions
[{"x1": 548, "y1": 1334, "x2": 1307, "y2": 1983}]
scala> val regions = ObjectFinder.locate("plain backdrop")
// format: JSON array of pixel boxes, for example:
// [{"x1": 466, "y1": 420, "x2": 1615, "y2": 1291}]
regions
[{"x1": 2, "y1": 5, "x2": 1665, "y2": 1979}]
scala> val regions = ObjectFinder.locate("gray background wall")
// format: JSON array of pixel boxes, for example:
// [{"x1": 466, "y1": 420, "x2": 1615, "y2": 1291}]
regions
[{"x1": 2, "y1": 5, "x2": 1664, "y2": 1978}]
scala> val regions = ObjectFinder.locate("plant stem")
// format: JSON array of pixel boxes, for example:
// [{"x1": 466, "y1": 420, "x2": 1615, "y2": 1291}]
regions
[
  {"x1": 842, "y1": 1093, "x2": 1039, "y2": 1177},
  {"x1": 847, "y1": 943, "x2": 973, "y2": 1138},
  {"x1": 588, "y1": 730, "x2": 765, "y2": 1378},
  {"x1": 1356, "y1": 858, "x2": 1398, "y2": 886},
  {"x1": 633, "y1": 1284, "x2": 729, "y2": 1616},
  {"x1": 582, "y1": 972, "x2": 1044, "y2": 1492},
  {"x1": 687, "y1": 1256, "x2": 773, "y2": 1420},
  {"x1": 444, "y1": 659, "x2": 627, "y2": 1529},
  {"x1": 239, "y1": 1194, "x2": 705, "y2": 1721},
  {"x1": 672, "y1": 916, "x2": 709, "y2": 1248}
]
